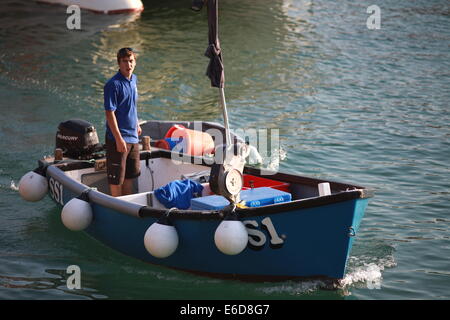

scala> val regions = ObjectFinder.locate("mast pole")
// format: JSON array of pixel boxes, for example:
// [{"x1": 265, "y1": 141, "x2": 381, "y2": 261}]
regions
[{"x1": 219, "y1": 88, "x2": 231, "y2": 146}]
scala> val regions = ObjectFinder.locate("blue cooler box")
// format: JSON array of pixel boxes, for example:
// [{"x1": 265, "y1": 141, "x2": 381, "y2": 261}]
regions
[{"x1": 190, "y1": 187, "x2": 292, "y2": 210}]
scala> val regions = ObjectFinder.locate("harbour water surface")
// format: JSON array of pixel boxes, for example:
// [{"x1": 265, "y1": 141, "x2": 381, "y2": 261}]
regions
[{"x1": 0, "y1": 0, "x2": 449, "y2": 299}]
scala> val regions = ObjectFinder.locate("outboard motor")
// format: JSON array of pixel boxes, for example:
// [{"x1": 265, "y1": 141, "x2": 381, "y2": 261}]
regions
[{"x1": 55, "y1": 119, "x2": 102, "y2": 159}]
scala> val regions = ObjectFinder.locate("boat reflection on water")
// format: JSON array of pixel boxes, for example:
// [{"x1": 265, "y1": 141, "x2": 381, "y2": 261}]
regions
[{"x1": 36, "y1": 0, "x2": 144, "y2": 14}]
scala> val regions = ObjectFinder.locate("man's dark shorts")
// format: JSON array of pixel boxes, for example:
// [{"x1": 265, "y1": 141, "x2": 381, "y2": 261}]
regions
[{"x1": 106, "y1": 137, "x2": 140, "y2": 185}]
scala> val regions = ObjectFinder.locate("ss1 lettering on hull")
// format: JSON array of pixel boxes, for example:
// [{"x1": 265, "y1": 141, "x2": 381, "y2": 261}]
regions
[
  {"x1": 243, "y1": 217, "x2": 285, "y2": 250},
  {"x1": 49, "y1": 177, "x2": 64, "y2": 205}
]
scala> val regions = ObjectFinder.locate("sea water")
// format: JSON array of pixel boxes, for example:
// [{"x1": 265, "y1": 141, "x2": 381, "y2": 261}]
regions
[{"x1": 0, "y1": 0, "x2": 449, "y2": 299}]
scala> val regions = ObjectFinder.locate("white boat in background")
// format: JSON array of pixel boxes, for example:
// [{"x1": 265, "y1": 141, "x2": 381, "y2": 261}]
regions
[{"x1": 37, "y1": 0, "x2": 144, "y2": 14}]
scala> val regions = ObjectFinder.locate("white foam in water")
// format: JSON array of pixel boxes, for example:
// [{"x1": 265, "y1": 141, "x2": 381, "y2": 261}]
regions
[
  {"x1": 265, "y1": 146, "x2": 287, "y2": 172},
  {"x1": 10, "y1": 180, "x2": 19, "y2": 191},
  {"x1": 279, "y1": 147, "x2": 287, "y2": 161},
  {"x1": 339, "y1": 263, "x2": 383, "y2": 289},
  {"x1": 257, "y1": 255, "x2": 396, "y2": 296},
  {"x1": 259, "y1": 279, "x2": 334, "y2": 295},
  {"x1": 339, "y1": 255, "x2": 397, "y2": 290}
]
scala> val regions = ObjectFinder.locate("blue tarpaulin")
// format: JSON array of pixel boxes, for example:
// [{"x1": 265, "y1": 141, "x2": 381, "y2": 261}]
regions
[{"x1": 154, "y1": 179, "x2": 204, "y2": 210}]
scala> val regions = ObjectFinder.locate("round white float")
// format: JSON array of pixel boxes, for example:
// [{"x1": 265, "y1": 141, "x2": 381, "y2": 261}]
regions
[
  {"x1": 144, "y1": 221, "x2": 179, "y2": 258},
  {"x1": 18, "y1": 171, "x2": 48, "y2": 202},
  {"x1": 61, "y1": 197, "x2": 93, "y2": 231},
  {"x1": 214, "y1": 220, "x2": 248, "y2": 255}
]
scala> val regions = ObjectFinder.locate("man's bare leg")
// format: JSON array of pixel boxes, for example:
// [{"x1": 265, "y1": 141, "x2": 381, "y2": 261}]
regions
[
  {"x1": 121, "y1": 178, "x2": 133, "y2": 196},
  {"x1": 109, "y1": 184, "x2": 122, "y2": 197}
]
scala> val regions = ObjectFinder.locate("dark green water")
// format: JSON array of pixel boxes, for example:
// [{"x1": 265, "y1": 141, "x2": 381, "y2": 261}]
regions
[{"x1": 0, "y1": 0, "x2": 449, "y2": 299}]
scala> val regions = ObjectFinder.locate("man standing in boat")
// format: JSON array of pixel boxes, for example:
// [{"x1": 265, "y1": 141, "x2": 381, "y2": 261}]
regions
[{"x1": 104, "y1": 47, "x2": 142, "y2": 197}]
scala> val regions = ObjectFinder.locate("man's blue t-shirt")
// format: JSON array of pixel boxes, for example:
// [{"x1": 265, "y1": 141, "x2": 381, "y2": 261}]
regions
[{"x1": 104, "y1": 71, "x2": 139, "y2": 144}]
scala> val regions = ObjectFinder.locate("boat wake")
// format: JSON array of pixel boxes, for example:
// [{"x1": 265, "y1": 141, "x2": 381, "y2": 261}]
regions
[
  {"x1": 258, "y1": 278, "x2": 337, "y2": 295},
  {"x1": 257, "y1": 254, "x2": 396, "y2": 297},
  {"x1": 262, "y1": 146, "x2": 288, "y2": 172},
  {"x1": 9, "y1": 180, "x2": 19, "y2": 191},
  {"x1": 338, "y1": 254, "x2": 396, "y2": 291},
  {"x1": 0, "y1": 175, "x2": 19, "y2": 191}
]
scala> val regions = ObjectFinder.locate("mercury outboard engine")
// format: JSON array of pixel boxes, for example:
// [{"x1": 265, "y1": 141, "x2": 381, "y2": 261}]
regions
[{"x1": 55, "y1": 119, "x2": 102, "y2": 159}]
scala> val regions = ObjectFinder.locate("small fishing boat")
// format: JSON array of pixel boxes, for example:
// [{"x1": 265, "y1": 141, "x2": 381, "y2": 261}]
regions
[
  {"x1": 18, "y1": 0, "x2": 373, "y2": 281},
  {"x1": 37, "y1": 0, "x2": 144, "y2": 14},
  {"x1": 18, "y1": 119, "x2": 372, "y2": 281}
]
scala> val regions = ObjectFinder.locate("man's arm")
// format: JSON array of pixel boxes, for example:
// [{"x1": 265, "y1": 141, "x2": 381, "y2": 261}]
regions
[{"x1": 105, "y1": 110, "x2": 127, "y2": 153}]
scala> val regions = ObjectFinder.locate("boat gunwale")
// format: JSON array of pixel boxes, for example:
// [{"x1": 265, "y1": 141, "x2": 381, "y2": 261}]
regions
[{"x1": 40, "y1": 148, "x2": 373, "y2": 220}]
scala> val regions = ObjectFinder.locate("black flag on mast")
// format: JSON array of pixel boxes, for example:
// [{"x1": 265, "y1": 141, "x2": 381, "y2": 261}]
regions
[{"x1": 204, "y1": 0, "x2": 224, "y2": 88}]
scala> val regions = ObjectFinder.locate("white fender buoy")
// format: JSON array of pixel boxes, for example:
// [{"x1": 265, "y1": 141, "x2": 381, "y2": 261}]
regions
[
  {"x1": 61, "y1": 193, "x2": 93, "y2": 231},
  {"x1": 18, "y1": 170, "x2": 48, "y2": 202},
  {"x1": 214, "y1": 213, "x2": 248, "y2": 255},
  {"x1": 144, "y1": 214, "x2": 178, "y2": 258}
]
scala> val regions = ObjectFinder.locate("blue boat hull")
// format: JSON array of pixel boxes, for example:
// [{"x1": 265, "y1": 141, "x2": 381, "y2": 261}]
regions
[{"x1": 55, "y1": 186, "x2": 368, "y2": 280}]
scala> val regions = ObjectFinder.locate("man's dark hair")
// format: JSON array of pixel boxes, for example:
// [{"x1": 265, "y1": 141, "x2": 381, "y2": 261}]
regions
[{"x1": 117, "y1": 47, "x2": 135, "y2": 63}]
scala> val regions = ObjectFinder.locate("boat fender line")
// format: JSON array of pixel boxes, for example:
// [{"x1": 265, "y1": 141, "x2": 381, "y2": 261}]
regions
[
  {"x1": 214, "y1": 205, "x2": 249, "y2": 255},
  {"x1": 61, "y1": 189, "x2": 93, "y2": 231},
  {"x1": 18, "y1": 165, "x2": 49, "y2": 202},
  {"x1": 137, "y1": 206, "x2": 223, "y2": 220},
  {"x1": 144, "y1": 208, "x2": 179, "y2": 258}
]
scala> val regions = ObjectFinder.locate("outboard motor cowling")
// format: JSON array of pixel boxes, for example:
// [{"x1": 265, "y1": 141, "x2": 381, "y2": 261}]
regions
[{"x1": 56, "y1": 119, "x2": 101, "y2": 159}]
